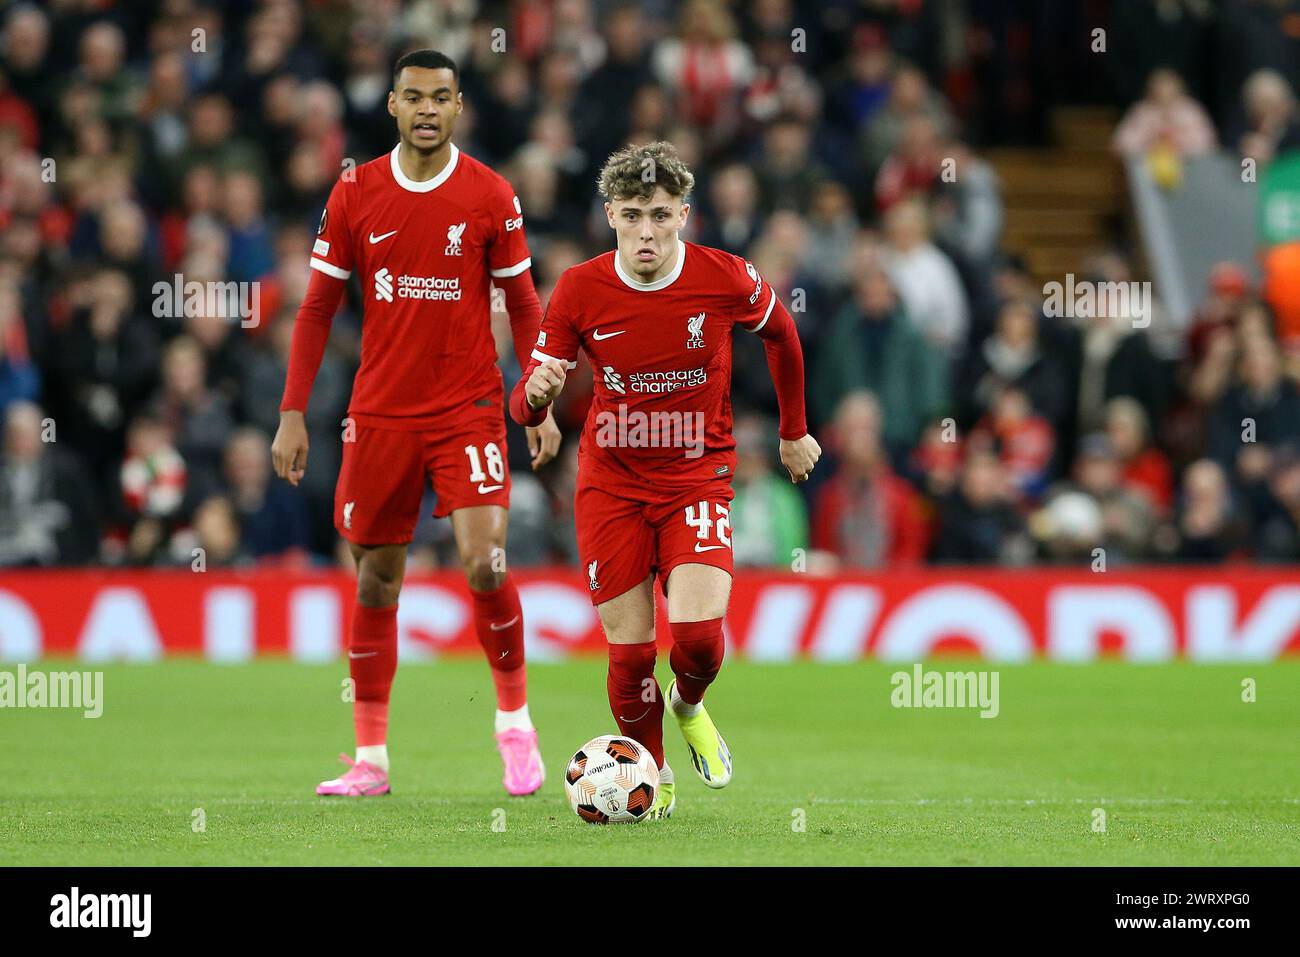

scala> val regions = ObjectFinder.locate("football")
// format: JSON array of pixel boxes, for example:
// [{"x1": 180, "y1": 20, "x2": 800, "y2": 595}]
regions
[{"x1": 563, "y1": 735, "x2": 660, "y2": 824}]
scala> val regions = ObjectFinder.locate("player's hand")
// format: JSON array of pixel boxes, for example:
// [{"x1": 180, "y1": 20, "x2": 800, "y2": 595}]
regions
[
  {"x1": 525, "y1": 407, "x2": 562, "y2": 470},
  {"x1": 780, "y1": 433, "x2": 821, "y2": 483},
  {"x1": 272, "y1": 410, "x2": 309, "y2": 487},
  {"x1": 526, "y1": 358, "x2": 566, "y2": 410}
]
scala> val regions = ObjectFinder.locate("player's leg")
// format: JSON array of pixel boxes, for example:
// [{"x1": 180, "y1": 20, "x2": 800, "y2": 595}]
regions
[
  {"x1": 663, "y1": 563, "x2": 733, "y2": 788},
  {"x1": 317, "y1": 542, "x2": 407, "y2": 796},
  {"x1": 427, "y1": 407, "x2": 543, "y2": 794},
  {"x1": 598, "y1": 574, "x2": 663, "y2": 765},
  {"x1": 449, "y1": 503, "x2": 542, "y2": 796},
  {"x1": 581, "y1": 483, "x2": 674, "y2": 816},
  {"x1": 318, "y1": 425, "x2": 422, "y2": 797},
  {"x1": 596, "y1": 575, "x2": 674, "y2": 819},
  {"x1": 665, "y1": 562, "x2": 731, "y2": 700},
  {"x1": 656, "y1": 486, "x2": 736, "y2": 788}
]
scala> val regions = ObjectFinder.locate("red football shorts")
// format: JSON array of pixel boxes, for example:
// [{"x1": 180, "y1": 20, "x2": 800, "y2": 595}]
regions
[
  {"x1": 334, "y1": 400, "x2": 511, "y2": 545},
  {"x1": 575, "y1": 477, "x2": 734, "y2": 605}
]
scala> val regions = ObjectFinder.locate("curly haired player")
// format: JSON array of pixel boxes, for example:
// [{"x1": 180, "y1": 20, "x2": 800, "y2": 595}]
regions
[{"x1": 510, "y1": 142, "x2": 820, "y2": 818}]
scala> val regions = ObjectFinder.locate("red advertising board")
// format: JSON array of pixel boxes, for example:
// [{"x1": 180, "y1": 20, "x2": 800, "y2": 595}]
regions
[{"x1": 1, "y1": 568, "x2": 1298, "y2": 662}]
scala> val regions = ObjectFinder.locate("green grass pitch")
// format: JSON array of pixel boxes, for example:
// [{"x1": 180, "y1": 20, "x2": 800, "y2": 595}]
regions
[{"x1": 3, "y1": 659, "x2": 1297, "y2": 866}]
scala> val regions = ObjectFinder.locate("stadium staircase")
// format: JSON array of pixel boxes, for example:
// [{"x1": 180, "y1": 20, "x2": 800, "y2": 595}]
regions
[{"x1": 987, "y1": 106, "x2": 1125, "y2": 287}]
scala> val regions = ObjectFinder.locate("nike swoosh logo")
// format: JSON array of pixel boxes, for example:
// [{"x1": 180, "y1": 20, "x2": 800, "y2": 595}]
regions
[
  {"x1": 477, "y1": 483, "x2": 503, "y2": 494},
  {"x1": 348, "y1": 651, "x2": 378, "y2": 659},
  {"x1": 368, "y1": 230, "x2": 398, "y2": 244},
  {"x1": 489, "y1": 615, "x2": 519, "y2": 632},
  {"x1": 694, "y1": 543, "x2": 729, "y2": 553},
  {"x1": 619, "y1": 707, "x2": 653, "y2": 723},
  {"x1": 591, "y1": 329, "x2": 625, "y2": 340}
]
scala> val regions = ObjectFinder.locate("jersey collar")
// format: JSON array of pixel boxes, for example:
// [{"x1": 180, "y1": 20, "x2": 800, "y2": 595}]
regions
[
  {"x1": 390, "y1": 142, "x2": 460, "y2": 193},
  {"x1": 613, "y1": 239, "x2": 687, "y2": 292}
]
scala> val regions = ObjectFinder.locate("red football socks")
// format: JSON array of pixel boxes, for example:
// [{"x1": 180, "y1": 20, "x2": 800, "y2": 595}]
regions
[
  {"x1": 470, "y1": 576, "x2": 527, "y2": 712},
  {"x1": 350, "y1": 603, "x2": 398, "y2": 747},
  {"x1": 607, "y1": 641, "x2": 665, "y2": 767},
  {"x1": 668, "y1": 618, "x2": 725, "y2": 705}
]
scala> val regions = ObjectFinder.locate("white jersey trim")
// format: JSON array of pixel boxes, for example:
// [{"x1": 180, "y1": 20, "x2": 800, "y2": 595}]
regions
[
  {"x1": 310, "y1": 257, "x2": 351, "y2": 280},
  {"x1": 612, "y1": 239, "x2": 687, "y2": 292},
  {"x1": 490, "y1": 257, "x2": 532, "y2": 278},
  {"x1": 390, "y1": 142, "x2": 460, "y2": 193},
  {"x1": 531, "y1": 348, "x2": 578, "y2": 370},
  {"x1": 745, "y1": 289, "x2": 777, "y2": 333}
]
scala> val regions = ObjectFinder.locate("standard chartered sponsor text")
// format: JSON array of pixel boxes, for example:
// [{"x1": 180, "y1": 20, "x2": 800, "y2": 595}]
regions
[{"x1": 397, "y1": 274, "x2": 462, "y2": 300}]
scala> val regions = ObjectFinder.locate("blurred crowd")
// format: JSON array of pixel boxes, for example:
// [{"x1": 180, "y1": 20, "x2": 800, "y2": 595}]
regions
[{"x1": 2, "y1": 0, "x2": 1300, "y2": 571}]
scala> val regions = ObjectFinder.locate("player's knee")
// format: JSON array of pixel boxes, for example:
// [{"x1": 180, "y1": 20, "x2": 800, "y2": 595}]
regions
[
  {"x1": 606, "y1": 640, "x2": 658, "y2": 692},
  {"x1": 669, "y1": 620, "x2": 725, "y2": 680},
  {"x1": 356, "y1": 563, "x2": 403, "y2": 607},
  {"x1": 461, "y1": 550, "x2": 504, "y2": 591}
]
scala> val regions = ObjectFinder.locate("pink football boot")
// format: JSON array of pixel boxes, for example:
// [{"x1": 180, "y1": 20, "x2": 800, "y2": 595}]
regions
[
  {"x1": 316, "y1": 753, "x2": 390, "y2": 796},
  {"x1": 495, "y1": 729, "x2": 544, "y2": 796}
]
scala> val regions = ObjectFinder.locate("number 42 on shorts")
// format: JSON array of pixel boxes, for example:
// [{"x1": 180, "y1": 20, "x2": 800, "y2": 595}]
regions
[{"x1": 685, "y1": 501, "x2": 731, "y2": 552}]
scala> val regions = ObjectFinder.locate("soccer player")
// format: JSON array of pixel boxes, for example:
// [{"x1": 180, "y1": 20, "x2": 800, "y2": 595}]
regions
[
  {"x1": 272, "y1": 50, "x2": 559, "y2": 798},
  {"x1": 509, "y1": 142, "x2": 821, "y2": 818}
]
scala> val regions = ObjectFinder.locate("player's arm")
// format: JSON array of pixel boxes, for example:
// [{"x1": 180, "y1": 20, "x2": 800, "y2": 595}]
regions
[
  {"x1": 493, "y1": 269, "x2": 561, "y2": 468},
  {"x1": 486, "y1": 180, "x2": 561, "y2": 467},
  {"x1": 273, "y1": 184, "x2": 355, "y2": 487},
  {"x1": 493, "y1": 271, "x2": 542, "y2": 370},
  {"x1": 273, "y1": 270, "x2": 344, "y2": 487},
  {"x1": 508, "y1": 274, "x2": 580, "y2": 428},
  {"x1": 510, "y1": 347, "x2": 578, "y2": 427},
  {"x1": 740, "y1": 278, "x2": 821, "y2": 483}
]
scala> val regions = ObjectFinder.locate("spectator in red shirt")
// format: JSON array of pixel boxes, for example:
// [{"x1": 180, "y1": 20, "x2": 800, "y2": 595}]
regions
[
  {"x1": 874, "y1": 113, "x2": 943, "y2": 212},
  {"x1": 652, "y1": 0, "x2": 754, "y2": 145},
  {"x1": 1106, "y1": 396, "x2": 1173, "y2": 516},
  {"x1": 973, "y1": 386, "x2": 1055, "y2": 503},
  {"x1": 909, "y1": 418, "x2": 964, "y2": 500},
  {"x1": 811, "y1": 391, "x2": 929, "y2": 568},
  {"x1": 1185, "y1": 262, "x2": 1252, "y2": 368}
]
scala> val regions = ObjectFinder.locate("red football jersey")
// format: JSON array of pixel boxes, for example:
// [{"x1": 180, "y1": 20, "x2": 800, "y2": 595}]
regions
[
  {"x1": 310, "y1": 143, "x2": 532, "y2": 429},
  {"x1": 529, "y1": 240, "x2": 780, "y2": 494}
]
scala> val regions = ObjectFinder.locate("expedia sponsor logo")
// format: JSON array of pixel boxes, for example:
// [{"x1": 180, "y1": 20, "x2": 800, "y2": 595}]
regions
[
  {"x1": 745, "y1": 260, "x2": 763, "y2": 304},
  {"x1": 626, "y1": 367, "x2": 707, "y2": 393}
]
